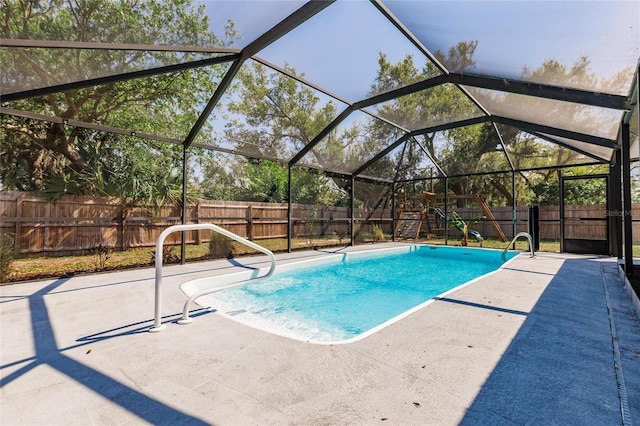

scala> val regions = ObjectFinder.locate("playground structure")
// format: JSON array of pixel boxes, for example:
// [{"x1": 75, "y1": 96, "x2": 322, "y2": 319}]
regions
[{"x1": 395, "y1": 191, "x2": 508, "y2": 242}]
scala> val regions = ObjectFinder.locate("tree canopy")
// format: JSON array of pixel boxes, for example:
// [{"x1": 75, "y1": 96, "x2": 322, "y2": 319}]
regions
[
  {"x1": 1, "y1": 0, "x2": 226, "y2": 208},
  {"x1": 1, "y1": 1, "x2": 620, "y2": 211}
]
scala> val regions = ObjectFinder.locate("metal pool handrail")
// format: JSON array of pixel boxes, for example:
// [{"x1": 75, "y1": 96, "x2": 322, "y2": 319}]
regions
[
  {"x1": 149, "y1": 224, "x2": 276, "y2": 332},
  {"x1": 502, "y1": 232, "x2": 535, "y2": 260}
]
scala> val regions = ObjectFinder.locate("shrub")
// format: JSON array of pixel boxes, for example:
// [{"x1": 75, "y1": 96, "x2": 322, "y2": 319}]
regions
[
  {"x1": 150, "y1": 243, "x2": 180, "y2": 264},
  {"x1": 353, "y1": 223, "x2": 366, "y2": 243},
  {"x1": 372, "y1": 225, "x2": 386, "y2": 242},
  {"x1": 334, "y1": 228, "x2": 349, "y2": 245},
  {"x1": 209, "y1": 232, "x2": 234, "y2": 259},
  {"x1": 305, "y1": 208, "x2": 317, "y2": 248},
  {"x1": 88, "y1": 243, "x2": 110, "y2": 271},
  {"x1": 0, "y1": 233, "x2": 15, "y2": 283},
  {"x1": 161, "y1": 244, "x2": 180, "y2": 263}
]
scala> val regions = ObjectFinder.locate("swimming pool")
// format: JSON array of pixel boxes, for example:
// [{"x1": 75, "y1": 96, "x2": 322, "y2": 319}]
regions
[{"x1": 182, "y1": 245, "x2": 518, "y2": 344}]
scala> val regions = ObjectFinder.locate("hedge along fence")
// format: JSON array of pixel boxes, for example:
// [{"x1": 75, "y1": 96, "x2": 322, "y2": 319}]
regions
[{"x1": 0, "y1": 191, "x2": 624, "y2": 257}]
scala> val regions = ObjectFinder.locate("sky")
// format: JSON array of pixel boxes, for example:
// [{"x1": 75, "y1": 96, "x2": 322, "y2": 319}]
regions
[
  {"x1": 391, "y1": 1, "x2": 639, "y2": 78},
  {"x1": 202, "y1": 0, "x2": 640, "y2": 99},
  {"x1": 194, "y1": 0, "x2": 638, "y2": 165}
]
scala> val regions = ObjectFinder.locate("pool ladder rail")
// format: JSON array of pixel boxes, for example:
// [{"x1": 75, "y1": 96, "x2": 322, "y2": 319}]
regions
[
  {"x1": 502, "y1": 232, "x2": 536, "y2": 260},
  {"x1": 149, "y1": 224, "x2": 277, "y2": 332}
]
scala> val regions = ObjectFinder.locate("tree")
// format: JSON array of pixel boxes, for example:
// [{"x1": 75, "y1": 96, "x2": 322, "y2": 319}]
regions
[
  {"x1": 227, "y1": 159, "x2": 345, "y2": 205},
  {"x1": 224, "y1": 62, "x2": 339, "y2": 163},
  {"x1": 523, "y1": 165, "x2": 609, "y2": 206},
  {"x1": 367, "y1": 42, "x2": 508, "y2": 205},
  {"x1": 1, "y1": 0, "x2": 229, "y2": 207},
  {"x1": 487, "y1": 56, "x2": 629, "y2": 206},
  {"x1": 195, "y1": 151, "x2": 242, "y2": 201},
  {"x1": 214, "y1": 61, "x2": 349, "y2": 205},
  {"x1": 366, "y1": 43, "x2": 624, "y2": 209},
  {"x1": 239, "y1": 160, "x2": 289, "y2": 203}
]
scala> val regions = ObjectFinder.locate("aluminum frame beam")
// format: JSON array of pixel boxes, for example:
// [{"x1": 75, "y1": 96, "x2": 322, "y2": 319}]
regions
[
  {"x1": 289, "y1": 107, "x2": 354, "y2": 166},
  {"x1": 183, "y1": 1, "x2": 333, "y2": 148},
  {"x1": 351, "y1": 73, "x2": 628, "y2": 113},
  {"x1": 491, "y1": 116, "x2": 617, "y2": 148},
  {"x1": 1, "y1": 54, "x2": 239, "y2": 102},
  {"x1": 525, "y1": 131, "x2": 611, "y2": 163},
  {"x1": 0, "y1": 38, "x2": 238, "y2": 53},
  {"x1": 451, "y1": 73, "x2": 629, "y2": 111},
  {"x1": 0, "y1": 107, "x2": 182, "y2": 144}
]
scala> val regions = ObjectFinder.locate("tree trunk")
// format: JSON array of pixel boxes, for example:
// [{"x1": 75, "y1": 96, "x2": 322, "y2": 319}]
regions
[{"x1": 489, "y1": 178, "x2": 514, "y2": 205}]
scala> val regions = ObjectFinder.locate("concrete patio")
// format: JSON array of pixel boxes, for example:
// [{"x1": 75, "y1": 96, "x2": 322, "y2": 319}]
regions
[{"x1": 1, "y1": 244, "x2": 639, "y2": 425}]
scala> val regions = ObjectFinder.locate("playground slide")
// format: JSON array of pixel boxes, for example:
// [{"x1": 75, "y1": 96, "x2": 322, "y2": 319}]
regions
[{"x1": 430, "y1": 207, "x2": 483, "y2": 241}]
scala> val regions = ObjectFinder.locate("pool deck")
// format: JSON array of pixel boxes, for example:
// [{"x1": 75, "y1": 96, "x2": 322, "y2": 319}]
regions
[{"x1": 1, "y1": 243, "x2": 640, "y2": 425}]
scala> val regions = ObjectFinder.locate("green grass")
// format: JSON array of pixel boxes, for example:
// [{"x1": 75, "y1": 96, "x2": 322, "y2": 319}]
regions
[
  {"x1": 2, "y1": 235, "x2": 626, "y2": 284},
  {"x1": 4, "y1": 237, "x2": 344, "y2": 283}
]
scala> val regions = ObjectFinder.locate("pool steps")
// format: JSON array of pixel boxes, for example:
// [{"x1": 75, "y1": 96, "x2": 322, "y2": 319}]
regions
[{"x1": 149, "y1": 224, "x2": 276, "y2": 332}]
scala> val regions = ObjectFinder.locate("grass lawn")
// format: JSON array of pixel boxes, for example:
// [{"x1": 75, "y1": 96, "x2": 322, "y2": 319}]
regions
[
  {"x1": 4, "y1": 237, "x2": 343, "y2": 283},
  {"x1": 2, "y1": 235, "x2": 564, "y2": 284}
]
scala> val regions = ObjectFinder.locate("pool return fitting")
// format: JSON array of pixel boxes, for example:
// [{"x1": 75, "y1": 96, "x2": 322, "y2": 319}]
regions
[
  {"x1": 502, "y1": 232, "x2": 536, "y2": 260},
  {"x1": 150, "y1": 224, "x2": 276, "y2": 332}
]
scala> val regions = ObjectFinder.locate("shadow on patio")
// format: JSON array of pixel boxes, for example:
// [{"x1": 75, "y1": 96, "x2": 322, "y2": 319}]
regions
[
  {"x1": 459, "y1": 257, "x2": 633, "y2": 424},
  {"x1": 0, "y1": 278, "x2": 209, "y2": 424}
]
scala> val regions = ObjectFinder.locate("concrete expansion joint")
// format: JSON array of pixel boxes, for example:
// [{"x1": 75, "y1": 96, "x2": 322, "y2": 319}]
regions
[{"x1": 601, "y1": 262, "x2": 632, "y2": 426}]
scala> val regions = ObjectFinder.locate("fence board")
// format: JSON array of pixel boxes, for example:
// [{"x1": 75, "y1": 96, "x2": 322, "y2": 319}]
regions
[{"x1": 0, "y1": 190, "x2": 636, "y2": 256}]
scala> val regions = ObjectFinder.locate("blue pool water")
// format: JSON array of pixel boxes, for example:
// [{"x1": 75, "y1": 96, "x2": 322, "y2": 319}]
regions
[{"x1": 200, "y1": 245, "x2": 516, "y2": 343}]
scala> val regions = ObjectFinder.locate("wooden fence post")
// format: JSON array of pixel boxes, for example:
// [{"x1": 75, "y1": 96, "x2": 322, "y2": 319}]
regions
[
  {"x1": 44, "y1": 201, "x2": 51, "y2": 253},
  {"x1": 247, "y1": 204, "x2": 253, "y2": 240},
  {"x1": 119, "y1": 205, "x2": 125, "y2": 251},
  {"x1": 195, "y1": 202, "x2": 201, "y2": 245},
  {"x1": 15, "y1": 193, "x2": 22, "y2": 255}
]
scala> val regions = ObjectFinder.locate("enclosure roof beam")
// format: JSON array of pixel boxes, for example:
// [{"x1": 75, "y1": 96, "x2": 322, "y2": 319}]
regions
[
  {"x1": 351, "y1": 174, "x2": 394, "y2": 185},
  {"x1": 352, "y1": 133, "x2": 411, "y2": 176},
  {"x1": 350, "y1": 72, "x2": 629, "y2": 114},
  {"x1": 289, "y1": 106, "x2": 354, "y2": 166},
  {"x1": 288, "y1": 161, "x2": 393, "y2": 183},
  {"x1": 492, "y1": 123, "x2": 515, "y2": 172},
  {"x1": 408, "y1": 116, "x2": 490, "y2": 137},
  {"x1": 1, "y1": 54, "x2": 239, "y2": 102},
  {"x1": 253, "y1": 56, "x2": 351, "y2": 106},
  {"x1": 370, "y1": 0, "x2": 449, "y2": 75},
  {"x1": 241, "y1": 1, "x2": 334, "y2": 59},
  {"x1": 491, "y1": 116, "x2": 617, "y2": 149},
  {"x1": 395, "y1": 160, "x2": 605, "y2": 182},
  {"x1": 189, "y1": 143, "x2": 283, "y2": 164},
  {"x1": 525, "y1": 130, "x2": 611, "y2": 163},
  {"x1": 513, "y1": 161, "x2": 605, "y2": 174},
  {"x1": 412, "y1": 136, "x2": 447, "y2": 177},
  {"x1": 182, "y1": 59, "x2": 243, "y2": 148},
  {"x1": 406, "y1": 114, "x2": 614, "y2": 170},
  {"x1": 352, "y1": 74, "x2": 451, "y2": 110},
  {"x1": 447, "y1": 73, "x2": 629, "y2": 111},
  {"x1": 0, "y1": 38, "x2": 239, "y2": 53},
  {"x1": 183, "y1": 2, "x2": 333, "y2": 148},
  {"x1": 1, "y1": 107, "x2": 182, "y2": 144}
]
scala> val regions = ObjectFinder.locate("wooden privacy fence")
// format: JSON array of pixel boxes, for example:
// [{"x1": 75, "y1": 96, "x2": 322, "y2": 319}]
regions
[
  {"x1": 456, "y1": 205, "x2": 609, "y2": 242},
  {"x1": 0, "y1": 191, "x2": 633, "y2": 257},
  {"x1": 0, "y1": 192, "x2": 373, "y2": 256}
]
